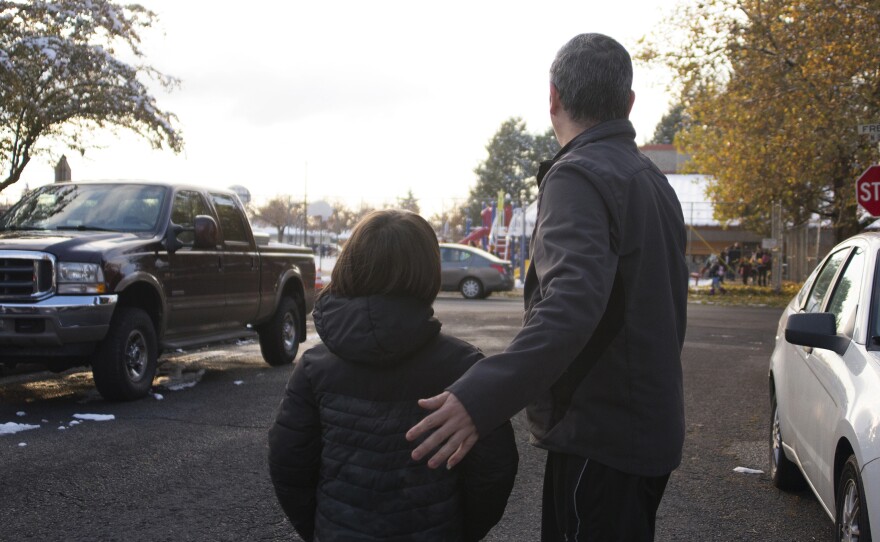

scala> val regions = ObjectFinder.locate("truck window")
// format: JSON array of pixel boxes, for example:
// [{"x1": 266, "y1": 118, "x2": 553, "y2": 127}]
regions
[
  {"x1": 1, "y1": 183, "x2": 166, "y2": 232},
  {"x1": 209, "y1": 193, "x2": 249, "y2": 244},
  {"x1": 171, "y1": 190, "x2": 212, "y2": 246}
]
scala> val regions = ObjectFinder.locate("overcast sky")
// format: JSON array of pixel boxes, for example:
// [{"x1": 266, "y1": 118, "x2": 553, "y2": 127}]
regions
[{"x1": 12, "y1": 0, "x2": 682, "y2": 216}]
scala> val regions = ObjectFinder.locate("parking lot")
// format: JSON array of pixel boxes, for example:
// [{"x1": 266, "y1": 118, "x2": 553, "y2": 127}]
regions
[{"x1": 1, "y1": 299, "x2": 831, "y2": 541}]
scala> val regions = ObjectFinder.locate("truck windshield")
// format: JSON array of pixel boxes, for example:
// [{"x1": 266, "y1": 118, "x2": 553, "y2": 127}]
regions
[{"x1": 0, "y1": 184, "x2": 168, "y2": 233}]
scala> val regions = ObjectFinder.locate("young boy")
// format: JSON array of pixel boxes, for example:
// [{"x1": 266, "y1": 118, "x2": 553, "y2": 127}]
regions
[{"x1": 268, "y1": 209, "x2": 518, "y2": 541}]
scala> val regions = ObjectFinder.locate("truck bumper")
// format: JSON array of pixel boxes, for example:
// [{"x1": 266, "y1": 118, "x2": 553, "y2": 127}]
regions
[{"x1": 0, "y1": 295, "x2": 118, "y2": 354}]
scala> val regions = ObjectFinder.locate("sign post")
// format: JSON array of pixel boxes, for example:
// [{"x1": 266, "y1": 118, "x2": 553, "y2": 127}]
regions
[{"x1": 856, "y1": 165, "x2": 880, "y2": 217}]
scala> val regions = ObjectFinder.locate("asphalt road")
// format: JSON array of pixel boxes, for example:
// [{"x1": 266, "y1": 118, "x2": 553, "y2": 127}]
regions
[{"x1": 0, "y1": 296, "x2": 833, "y2": 541}]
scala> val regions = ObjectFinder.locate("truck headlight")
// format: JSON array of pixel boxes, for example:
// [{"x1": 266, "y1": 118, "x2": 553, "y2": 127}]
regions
[{"x1": 56, "y1": 262, "x2": 107, "y2": 294}]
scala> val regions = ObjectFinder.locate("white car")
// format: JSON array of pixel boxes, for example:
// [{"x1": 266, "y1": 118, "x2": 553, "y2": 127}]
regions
[{"x1": 769, "y1": 232, "x2": 880, "y2": 542}]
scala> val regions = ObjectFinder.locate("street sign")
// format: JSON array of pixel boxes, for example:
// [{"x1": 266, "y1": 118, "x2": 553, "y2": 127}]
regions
[
  {"x1": 307, "y1": 200, "x2": 333, "y2": 220},
  {"x1": 858, "y1": 124, "x2": 880, "y2": 136},
  {"x1": 856, "y1": 165, "x2": 880, "y2": 216}
]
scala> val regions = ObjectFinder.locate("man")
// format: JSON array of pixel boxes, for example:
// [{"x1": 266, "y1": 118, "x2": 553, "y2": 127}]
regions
[{"x1": 407, "y1": 33, "x2": 688, "y2": 541}]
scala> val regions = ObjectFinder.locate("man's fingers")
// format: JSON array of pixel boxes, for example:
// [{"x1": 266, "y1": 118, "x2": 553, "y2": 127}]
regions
[
  {"x1": 417, "y1": 391, "x2": 450, "y2": 411},
  {"x1": 406, "y1": 391, "x2": 452, "y2": 444},
  {"x1": 446, "y1": 433, "x2": 479, "y2": 469},
  {"x1": 424, "y1": 428, "x2": 469, "y2": 469},
  {"x1": 407, "y1": 392, "x2": 478, "y2": 468},
  {"x1": 408, "y1": 412, "x2": 455, "y2": 460}
]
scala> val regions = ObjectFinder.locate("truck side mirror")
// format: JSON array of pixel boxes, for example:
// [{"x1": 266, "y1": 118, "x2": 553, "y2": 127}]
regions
[
  {"x1": 164, "y1": 222, "x2": 185, "y2": 254},
  {"x1": 193, "y1": 215, "x2": 219, "y2": 250}
]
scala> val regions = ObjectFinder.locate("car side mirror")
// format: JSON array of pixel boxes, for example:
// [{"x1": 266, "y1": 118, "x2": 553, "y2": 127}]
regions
[
  {"x1": 163, "y1": 222, "x2": 185, "y2": 254},
  {"x1": 192, "y1": 214, "x2": 219, "y2": 250},
  {"x1": 785, "y1": 312, "x2": 850, "y2": 356}
]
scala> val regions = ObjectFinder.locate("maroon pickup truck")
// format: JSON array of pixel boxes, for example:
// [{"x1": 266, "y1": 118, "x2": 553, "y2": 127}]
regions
[{"x1": 0, "y1": 181, "x2": 316, "y2": 400}]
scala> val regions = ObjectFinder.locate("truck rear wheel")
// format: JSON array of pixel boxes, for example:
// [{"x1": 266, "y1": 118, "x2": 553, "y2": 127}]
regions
[
  {"x1": 258, "y1": 296, "x2": 300, "y2": 366},
  {"x1": 92, "y1": 307, "x2": 158, "y2": 401}
]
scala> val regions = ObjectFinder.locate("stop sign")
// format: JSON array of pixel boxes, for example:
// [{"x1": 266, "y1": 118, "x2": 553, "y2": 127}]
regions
[{"x1": 857, "y1": 165, "x2": 880, "y2": 216}]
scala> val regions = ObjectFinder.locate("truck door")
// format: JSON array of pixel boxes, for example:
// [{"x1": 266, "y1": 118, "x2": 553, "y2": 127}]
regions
[
  {"x1": 209, "y1": 192, "x2": 261, "y2": 327},
  {"x1": 165, "y1": 190, "x2": 226, "y2": 338}
]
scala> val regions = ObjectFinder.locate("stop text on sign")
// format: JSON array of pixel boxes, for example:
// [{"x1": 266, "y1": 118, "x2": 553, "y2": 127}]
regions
[{"x1": 859, "y1": 181, "x2": 880, "y2": 200}]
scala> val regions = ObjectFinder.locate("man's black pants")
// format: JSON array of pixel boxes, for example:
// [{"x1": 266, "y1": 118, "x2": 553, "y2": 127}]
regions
[{"x1": 541, "y1": 451, "x2": 670, "y2": 542}]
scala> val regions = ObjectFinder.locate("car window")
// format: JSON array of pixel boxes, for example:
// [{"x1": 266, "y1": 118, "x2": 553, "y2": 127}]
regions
[
  {"x1": 171, "y1": 190, "x2": 211, "y2": 246},
  {"x1": 826, "y1": 247, "x2": 864, "y2": 337},
  {"x1": 442, "y1": 248, "x2": 472, "y2": 263},
  {"x1": 796, "y1": 264, "x2": 821, "y2": 308},
  {"x1": 209, "y1": 193, "x2": 249, "y2": 244},
  {"x1": 804, "y1": 248, "x2": 850, "y2": 313}
]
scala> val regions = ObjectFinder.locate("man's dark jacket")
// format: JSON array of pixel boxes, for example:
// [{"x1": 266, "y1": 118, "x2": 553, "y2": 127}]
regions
[
  {"x1": 269, "y1": 294, "x2": 518, "y2": 541},
  {"x1": 449, "y1": 119, "x2": 688, "y2": 477}
]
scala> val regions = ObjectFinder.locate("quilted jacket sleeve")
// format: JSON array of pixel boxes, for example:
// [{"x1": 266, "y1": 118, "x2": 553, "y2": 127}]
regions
[
  {"x1": 268, "y1": 359, "x2": 322, "y2": 542},
  {"x1": 458, "y1": 420, "x2": 519, "y2": 541}
]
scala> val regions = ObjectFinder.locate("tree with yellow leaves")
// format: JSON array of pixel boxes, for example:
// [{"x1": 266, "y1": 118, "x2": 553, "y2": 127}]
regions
[{"x1": 640, "y1": 0, "x2": 880, "y2": 241}]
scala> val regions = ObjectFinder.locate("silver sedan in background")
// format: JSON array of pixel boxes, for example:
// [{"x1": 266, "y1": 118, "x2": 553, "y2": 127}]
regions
[{"x1": 439, "y1": 243, "x2": 514, "y2": 299}]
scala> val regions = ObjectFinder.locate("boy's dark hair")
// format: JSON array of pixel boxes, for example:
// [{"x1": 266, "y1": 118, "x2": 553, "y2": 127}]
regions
[
  {"x1": 327, "y1": 209, "x2": 440, "y2": 304},
  {"x1": 550, "y1": 33, "x2": 633, "y2": 125}
]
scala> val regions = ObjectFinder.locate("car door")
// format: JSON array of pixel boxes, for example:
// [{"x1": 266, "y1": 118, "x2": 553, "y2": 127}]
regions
[
  {"x1": 209, "y1": 192, "x2": 261, "y2": 327},
  {"x1": 789, "y1": 245, "x2": 866, "y2": 499},
  {"x1": 441, "y1": 246, "x2": 471, "y2": 288},
  {"x1": 165, "y1": 189, "x2": 226, "y2": 338}
]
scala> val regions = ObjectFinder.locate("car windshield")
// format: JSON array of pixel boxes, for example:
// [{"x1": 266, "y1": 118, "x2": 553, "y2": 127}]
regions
[{"x1": 0, "y1": 184, "x2": 168, "y2": 233}]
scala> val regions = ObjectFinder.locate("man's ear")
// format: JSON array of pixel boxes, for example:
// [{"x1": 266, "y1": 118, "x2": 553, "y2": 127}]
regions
[
  {"x1": 550, "y1": 83, "x2": 562, "y2": 116},
  {"x1": 626, "y1": 90, "x2": 636, "y2": 117}
]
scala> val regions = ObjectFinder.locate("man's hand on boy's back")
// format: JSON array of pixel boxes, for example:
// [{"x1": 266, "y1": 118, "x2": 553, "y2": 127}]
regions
[{"x1": 407, "y1": 391, "x2": 479, "y2": 469}]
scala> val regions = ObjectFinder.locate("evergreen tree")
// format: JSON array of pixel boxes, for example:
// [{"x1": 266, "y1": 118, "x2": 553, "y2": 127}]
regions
[
  {"x1": 397, "y1": 189, "x2": 420, "y2": 214},
  {"x1": 466, "y1": 118, "x2": 558, "y2": 224},
  {"x1": 650, "y1": 104, "x2": 685, "y2": 145}
]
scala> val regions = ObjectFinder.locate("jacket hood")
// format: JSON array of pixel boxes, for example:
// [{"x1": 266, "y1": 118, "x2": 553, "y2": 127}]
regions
[{"x1": 313, "y1": 293, "x2": 441, "y2": 366}]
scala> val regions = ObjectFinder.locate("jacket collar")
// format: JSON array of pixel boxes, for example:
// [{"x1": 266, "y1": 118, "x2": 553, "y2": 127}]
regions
[{"x1": 536, "y1": 119, "x2": 636, "y2": 187}]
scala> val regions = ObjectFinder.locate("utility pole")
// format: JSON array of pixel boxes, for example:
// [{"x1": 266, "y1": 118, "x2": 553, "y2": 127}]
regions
[
  {"x1": 771, "y1": 201, "x2": 783, "y2": 293},
  {"x1": 303, "y1": 162, "x2": 308, "y2": 246}
]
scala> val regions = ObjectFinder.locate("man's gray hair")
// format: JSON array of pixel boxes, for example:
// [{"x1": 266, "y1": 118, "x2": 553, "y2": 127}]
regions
[{"x1": 550, "y1": 33, "x2": 633, "y2": 125}]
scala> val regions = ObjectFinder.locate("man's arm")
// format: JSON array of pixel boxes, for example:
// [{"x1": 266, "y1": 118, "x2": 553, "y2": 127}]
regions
[{"x1": 408, "y1": 164, "x2": 619, "y2": 468}]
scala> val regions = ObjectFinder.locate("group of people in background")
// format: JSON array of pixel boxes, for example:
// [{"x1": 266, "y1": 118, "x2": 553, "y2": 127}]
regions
[{"x1": 702, "y1": 242, "x2": 773, "y2": 294}]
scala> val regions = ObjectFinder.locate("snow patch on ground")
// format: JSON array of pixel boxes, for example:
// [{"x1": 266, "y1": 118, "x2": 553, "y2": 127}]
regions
[
  {"x1": 1, "y1": 422, "x2": 40, "y2": 436},
  {"x1": 73, "y1": 413, "x2": 115, "y2": 422},
  {"x1": 163, "y1": 369, "x2": 206, "y2": 391}
]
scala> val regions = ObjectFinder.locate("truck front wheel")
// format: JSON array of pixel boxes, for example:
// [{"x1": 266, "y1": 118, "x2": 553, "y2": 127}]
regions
[
  {"x1": 92, "y1": 307, "x2": 158, "y2": 401},
  {"x1": 258, "y1": 296, "x2": 300, "y2": 366}
]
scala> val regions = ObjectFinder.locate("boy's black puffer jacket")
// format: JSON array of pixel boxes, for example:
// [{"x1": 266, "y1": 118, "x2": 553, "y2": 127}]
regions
[{"x1": 268, "y1": 293, "x2": 519, "y2": 542}]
